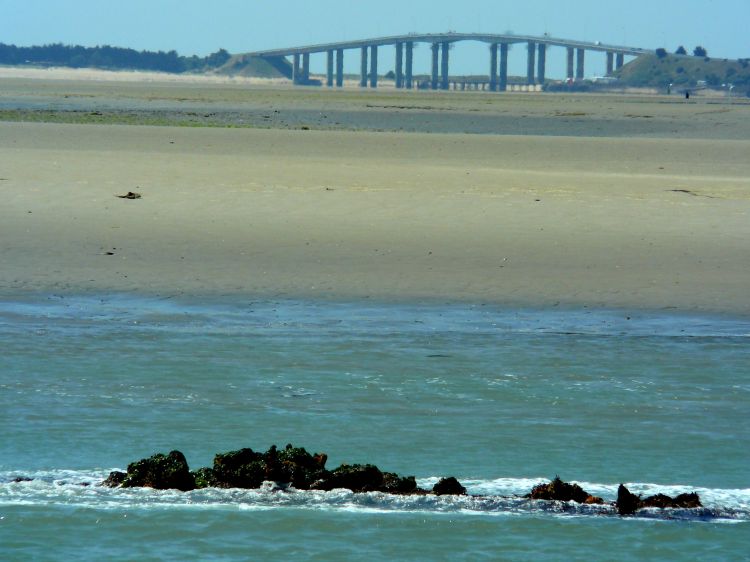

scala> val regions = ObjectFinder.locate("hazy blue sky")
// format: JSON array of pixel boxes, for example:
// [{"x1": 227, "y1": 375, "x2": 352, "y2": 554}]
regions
[{"x1": 2, "y1": 0, "x2": 747, "y2": 78}]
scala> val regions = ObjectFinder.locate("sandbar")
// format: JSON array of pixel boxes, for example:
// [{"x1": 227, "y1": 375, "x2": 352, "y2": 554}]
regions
[{"x1": 1, "y1": 77, "x2": 749, "y2": 315}]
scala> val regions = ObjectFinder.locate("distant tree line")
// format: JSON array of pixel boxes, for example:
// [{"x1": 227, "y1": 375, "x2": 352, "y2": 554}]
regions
[
  {"x1": 0, "y1": 43, "x2": 231, "y2": 73},
  {"x1": 656, "y1": 46, "x2": 709, "y2": 59}
]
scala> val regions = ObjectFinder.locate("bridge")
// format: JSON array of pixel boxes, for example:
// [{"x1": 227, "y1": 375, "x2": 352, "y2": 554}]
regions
[{"x1": 247, "y1": 32, "x2": 653, "y2": 90}]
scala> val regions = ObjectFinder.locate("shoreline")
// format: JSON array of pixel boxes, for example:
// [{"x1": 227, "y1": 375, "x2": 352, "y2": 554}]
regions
[{"x1": 4, "y1": 291, "x2": 750, "y2": 329}]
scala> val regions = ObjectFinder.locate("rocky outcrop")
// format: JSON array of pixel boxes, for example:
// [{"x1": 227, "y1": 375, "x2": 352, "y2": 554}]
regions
[
  {"x1": 101, "y1": 444, "x2": 457, "y2": 496},
  {"x1": 616, "y1": 484, "x2": 642, "y2": 515},
  {"x1": 104, "y1": 450, "x2": 195, "y2": 491},
  {"x1": 311, "y1": 463, "x2": 384, "y2": 492},
  {"x1": 616, "y1": 484, "x2": 702, "y2": 515},
  {"x1": 311, "y1": 463, "x2": 423, "y2": 494},
  {"x1": 208, "y1": 447, "x2": 266, "y2": 489},
  {"x1": 527, "y1": 476, "x2": 604, "y2": 505},
  {"x1": 102, "y1": 471, "x2": 126, "y2": 487},
  {"x1": 433, "y1": 477, "x2": 467, "y2": 496},
  {"x1": 266, "y1": 445, "x2": 330, "y2": 489},
  {"x1": 99, "y1": 446, "x2": 704, "y2": 516}
]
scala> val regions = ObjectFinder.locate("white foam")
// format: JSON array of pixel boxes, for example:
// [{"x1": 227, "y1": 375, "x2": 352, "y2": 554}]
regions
[{"x1": 1, "y1": 471, "x2": 747, "y2": 521}]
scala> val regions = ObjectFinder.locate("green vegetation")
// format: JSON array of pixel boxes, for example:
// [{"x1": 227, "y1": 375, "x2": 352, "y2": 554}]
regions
[
  {"x1": 0, "y1": 42, "x2": 295, "y2": 79},
  {"x1": 617, "y1": 53, "x2": 750, "y2": 93},
  {"x1": 693, "y1": 46, "x2": 708, "y2": 57},
  {"x1": 214, "y1": 54, "x2": 291, "y2": 78},
  {"x1": 0, "y1": 42, "x2": 230, "y2": 73}
]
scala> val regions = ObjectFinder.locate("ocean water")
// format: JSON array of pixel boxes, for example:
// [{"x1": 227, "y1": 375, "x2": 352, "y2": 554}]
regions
[{"x1": 0, "y1": 295, "x2": 748, "y2": 561}]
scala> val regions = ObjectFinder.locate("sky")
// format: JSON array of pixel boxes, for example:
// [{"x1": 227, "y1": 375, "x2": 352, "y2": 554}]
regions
[{"x1": 1, "y1": 0, "x2": 747, "y2": 79}]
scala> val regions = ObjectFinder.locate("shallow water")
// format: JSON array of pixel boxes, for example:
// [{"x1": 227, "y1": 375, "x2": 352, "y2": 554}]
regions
[{"x1": 1, "y1": 296, "x2": 748, "y2": 560}]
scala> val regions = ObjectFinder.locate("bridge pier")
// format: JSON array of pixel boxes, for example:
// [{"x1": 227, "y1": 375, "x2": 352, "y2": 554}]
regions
[
  {"x1": 616, "y1": 53, "x2": 624, "y2": 70},
  {"x1": 537, "y1": 43, "x2": 546, "y2": 85},
  {"x1": 370, "y1": 45, "x2": 378, "y2": 88},
  {"x1": 395, "y1": 42, "x2": 403, "y2": 88},
  {"x1": 292, "y1": 53, "x2": 301, "y2": 85},
  {"x1": 499, "y1": 43, "x2": 508, "y2": 91},
  {"x1": 326, "y1": 50, "x2": 334, "y2": 87},
  {"x1": 489, "y1": 43, "x2": 498, "y2": 91},
  {"x1": 431, "y1": 43, "x2": 439, "y2": 90},
  {"x1": 302, "y1": 53, "x2": 310, "y2": 83},
  {"x1": 576, "y1": 48, "x2": 585, "y2": 80},
  {"x1": 441, "y1": 42, "x2": 450, "y2": 90},
  {"x1": 567, "y1": 47, "x2": 574, "y2": 80},
  {"x1": 527, "y1": 41, "x2": 536, "y2": 85},
  {"x1": 336, "y1": 49, "x2": 344, "y2": 87},
  {"x1": 405, "y1": 42, "x2": 414, "y2": 89},
  {"x1": 606, "y1": 51, "x2": 614, "y2": 75},
  {"x1": 360, "y1": 47, "x2": 368, "y2": 88}
]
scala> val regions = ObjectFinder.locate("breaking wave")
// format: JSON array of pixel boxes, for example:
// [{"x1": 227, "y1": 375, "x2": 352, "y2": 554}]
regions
[{"x1": 1, "y1": 470, "x2": 747, "y2": 523}]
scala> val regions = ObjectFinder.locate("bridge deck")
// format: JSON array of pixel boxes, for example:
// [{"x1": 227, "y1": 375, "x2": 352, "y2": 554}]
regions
[{"x1": 247, "y1": 32, "x2": 651, "y2": 58}]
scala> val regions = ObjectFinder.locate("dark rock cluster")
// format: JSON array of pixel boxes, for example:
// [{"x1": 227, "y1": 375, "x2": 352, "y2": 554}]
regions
[
  {"x1": 100, "y1": 445, "x2": 703, "y2": 516},
  {"x1": 525, "y1": 477, "x2": 702, "y2": 515},
  {"x1": 616, "y1": 484, "x2": 702, "y2": 515},
  {"x1": 526, "y1": 476, "x2": 604, "y2": 505},
  {"x1": 103, "y1": 450, "x2": 194, "y2": 491},
  {"x1": 102, "y1": 444, "x2": 464, "y2": 496}
]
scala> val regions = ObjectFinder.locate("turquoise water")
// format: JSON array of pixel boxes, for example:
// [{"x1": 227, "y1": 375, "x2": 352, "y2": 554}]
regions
[{"x1": 1, "y1": 296, "x2": 748, "y2": 561}]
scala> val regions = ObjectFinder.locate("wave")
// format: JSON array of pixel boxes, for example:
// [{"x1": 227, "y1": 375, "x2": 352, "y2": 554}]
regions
[{"x1": 1, "y1": 471, "x2": 747, "y2": 522}]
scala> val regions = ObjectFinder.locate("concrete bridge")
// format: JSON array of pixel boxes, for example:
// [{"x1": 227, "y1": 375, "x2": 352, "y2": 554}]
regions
[{"x1": 247, "y1": 32, "x2": 653, "y2": 90}]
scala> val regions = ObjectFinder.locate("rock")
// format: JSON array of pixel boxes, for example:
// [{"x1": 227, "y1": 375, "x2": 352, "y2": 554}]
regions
[
  {"x1": 382, "y1": 472, "x2": 420, "y2": 495},
  {"x1": 207, "y1": 444, "x2": 330, "y2": 490},
  {"x1": 116, "y1": 191, "x2": 141, "y2": 199},
  {"x1": 584, "y1": 495, "x2": 604, "y2": 505},
  {"x1": 11, "y1": 476, "x2": 33, "y2": 483},
  {"x1": 102, "y1": 471, "x2": 126, "y2": 487},
  {"x1": 310, "y1": 461, "x2": 424, "y2": 495},
  {"x1": 204, "y1": 444, "x2": 330, "y2": 490},
  {"x1": 311, "y1": 463, "x2": 384, "y2": 493},
  {"x1": 640, "y1": 493, "x2": 676, "y2": 509},
  {"x1": 120, "y1": 450, "x2": 195, "y2": 491},
  {"x1": 101, "y1": 445, "x2": 426, "y2": 495},
  {"x1": 268, "y1": 444, "x2": 330, "y2": 489},
  {"x1": 642, "y1": 492, "x2": 703, "y2": 510},
  {"x1": 617, "y1": 484, "x2": 703, "y2": 515},
  {"x1": 101, "y1": 444, "x2": 706, "y2": 513},
  {"x1": 527, "y1": 476, "x2": 600, "y2": 504},
  {"x1": 616, "y1": 484, "x2": 642, "y2": 515},
  {"x1": 672, "y1": 492, "x2": 702, "y2": 509},
  {"x1": 211, "y1": 448, "x2": 265, "y2": 489},
  {"x1": 192, "y1": 467, "x2": 218, "y2": 489},
  {"x1": 432, "y1": 477, "x2": 467, "y2": 496}
]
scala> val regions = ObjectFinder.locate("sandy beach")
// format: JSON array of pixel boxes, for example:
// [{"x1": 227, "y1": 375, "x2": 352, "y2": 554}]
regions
[{"x1": 1, "y1": 72, "x2": 749, "y2": 315}]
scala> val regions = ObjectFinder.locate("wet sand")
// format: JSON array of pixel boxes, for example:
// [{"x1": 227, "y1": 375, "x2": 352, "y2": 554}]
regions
[
  {"x1": 1, "y1": 73, "x2": 749, "y2": 315},
  {"x1": 2, "y1": 69, "x2": 750, "y2": 138}
]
